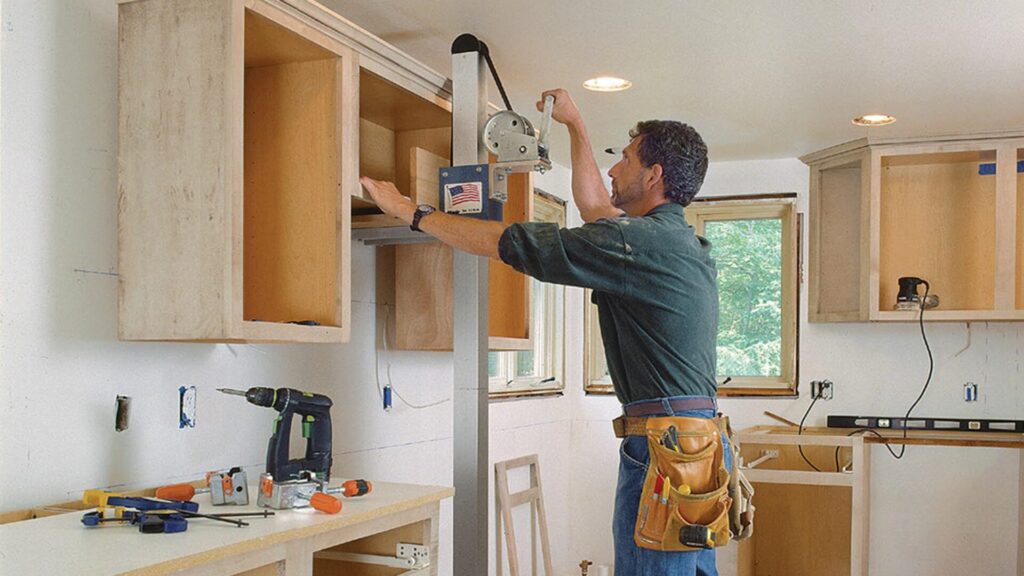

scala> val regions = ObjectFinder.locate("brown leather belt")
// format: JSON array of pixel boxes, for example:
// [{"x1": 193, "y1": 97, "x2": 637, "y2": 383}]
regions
[
  {"x1": 622, "y1": 397, "x2": 716, "y2": 417},
  {"x1": 612, "y1": 415, "x2": 655, "y2": 438}
]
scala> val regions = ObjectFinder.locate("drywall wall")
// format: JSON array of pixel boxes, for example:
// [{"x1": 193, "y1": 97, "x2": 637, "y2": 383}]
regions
[{"x1": 568, "y1": 157, "x2": 1023, "y2": 576}]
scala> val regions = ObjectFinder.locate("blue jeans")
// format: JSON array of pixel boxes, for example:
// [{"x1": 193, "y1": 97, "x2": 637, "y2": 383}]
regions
[{"x1": 612, "y1": 397, "x2": 732, "y2": 576}]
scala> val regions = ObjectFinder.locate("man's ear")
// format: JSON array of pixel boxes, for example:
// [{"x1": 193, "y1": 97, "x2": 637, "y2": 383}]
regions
[{"x1": 644, "y1": 163, "x2": 664, "y2": 191}]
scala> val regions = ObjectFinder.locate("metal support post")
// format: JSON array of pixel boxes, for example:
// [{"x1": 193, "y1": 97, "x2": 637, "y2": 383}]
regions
[{"x1": 451, "y1": 42, "x2": 490, "y2": 576}]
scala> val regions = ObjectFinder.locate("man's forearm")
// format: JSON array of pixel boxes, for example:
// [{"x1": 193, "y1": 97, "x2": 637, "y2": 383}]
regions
[
  {"x1": 567, "y1": 121, "x2": 616, "y2": 222},
  {"x1": 395, "y1": 204, "x2": 506, "y2": 260}
]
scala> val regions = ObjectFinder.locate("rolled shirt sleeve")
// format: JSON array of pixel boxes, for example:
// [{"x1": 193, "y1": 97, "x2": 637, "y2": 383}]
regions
[{"x1": 497, "y1": 218, "x2": 632, "y2": 296}]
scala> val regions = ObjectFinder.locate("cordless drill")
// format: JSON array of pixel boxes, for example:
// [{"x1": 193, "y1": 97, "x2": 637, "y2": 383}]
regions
[{"x1": 218, "y1": 387, "x2": 333, "y2": 482}]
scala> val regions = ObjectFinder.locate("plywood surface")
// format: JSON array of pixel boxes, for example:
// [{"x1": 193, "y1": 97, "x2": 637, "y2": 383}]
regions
[
  {"x1": 879, "y1": 156, "x2": 997, "y2": 311},
  {"x1": 395, "y1": 242, "x2": 454, "y2": 350},
  {"x1": 243, "y1": 58, "x2": 339, "y2": 327},
  {"x1": 816, "y1": 165, "x2": 862, "y2": 315},
  {"x1": 0, "y1": 482, "x2": 452, "y2": 576},
  {"x1": 244, "y1": 8, "x2": 334, "y2": 68},
  {"x1": 489, "y1": 171, "x2": 532, "y2": 342},
  {"x1": 118, "y1": 0, "x2": 235, "y2": 340},
  {"x1": 739, "y1": 483, "x2": 852, "y2": 576},
  {"x1": 360, "y1": 69, "x2": 452, "y2": 132},
  {"x1": 1017, "y1": 151, "x2": 1023, "y2": 309},
  {"x1": 359, "y1": 119, "x2": 397, "y2": 183}
]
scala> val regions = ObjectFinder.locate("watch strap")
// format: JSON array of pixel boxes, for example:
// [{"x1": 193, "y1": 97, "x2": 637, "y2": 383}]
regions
[{"x1": 410, "y1": 204, "x2": 436, "y2": 232}]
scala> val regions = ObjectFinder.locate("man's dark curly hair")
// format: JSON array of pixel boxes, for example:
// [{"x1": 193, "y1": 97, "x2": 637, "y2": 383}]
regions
[{"x1": 629, "y1": 120, "x2": 708, "y2": 206}]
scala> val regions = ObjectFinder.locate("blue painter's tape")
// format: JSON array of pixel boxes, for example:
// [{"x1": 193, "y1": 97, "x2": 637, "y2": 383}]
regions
[{"x1": 978, "y1": 161, "x2": 1024, "y2": 175}]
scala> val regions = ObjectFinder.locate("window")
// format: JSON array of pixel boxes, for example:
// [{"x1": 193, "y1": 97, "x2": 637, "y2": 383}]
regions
[
  {"x1": 489, "y1": 190, "x2": 566, "y2": 398},
  {"x1": 584, "y1": 196, "x2": 800, "y2": 396}
]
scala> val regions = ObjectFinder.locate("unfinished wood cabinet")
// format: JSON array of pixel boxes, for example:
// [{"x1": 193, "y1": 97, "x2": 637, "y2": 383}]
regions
[
  {"x1": 803, "y1": 132, "x2": 1024, "y2": 322},
  {"x1": 354, "y1": 67, "x2": 534, "y2": 350},
  {"x1": 389, "y1": 171, "x2": 534, "y2": 351},
  {"x1": 735, "y1": 427, "x2": 871, "y2": 576},
  {"x1": 118, "y1": 0, "x2": 356, "y2": 342}
]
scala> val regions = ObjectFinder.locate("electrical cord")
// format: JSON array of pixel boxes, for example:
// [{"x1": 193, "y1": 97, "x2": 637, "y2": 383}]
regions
[
  {"x1": 375, "y1": 304, "x2": 450, "y2": 410},
  {"x1": 797, "y1": 391, "x2": 823, "y2": 472},
  {"x1": 834, "y1": 282, "x2": 934, "y2": 469}
]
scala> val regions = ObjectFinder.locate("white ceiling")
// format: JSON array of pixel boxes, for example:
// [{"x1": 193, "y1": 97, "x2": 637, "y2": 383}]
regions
[{"x1": 325, "y1": 0, "x2": 1024, "y2": 165}]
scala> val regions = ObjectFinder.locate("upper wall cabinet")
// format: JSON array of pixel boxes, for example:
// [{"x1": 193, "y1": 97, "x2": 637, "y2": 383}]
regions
[
  {"x1": 118, "y1": 0, "x2": 356, "y2": 342},
  {"x1": 350, "y1": 64, "x2": 534, "y2": 350},
  {"x1": 803, "y1": 132, "x2": 1024, "y2": 322}
]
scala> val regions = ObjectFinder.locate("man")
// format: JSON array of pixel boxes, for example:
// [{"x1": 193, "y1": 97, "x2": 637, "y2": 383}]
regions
[{"x1": 361, "y1": 89, "x2": 722, "y2": 575}]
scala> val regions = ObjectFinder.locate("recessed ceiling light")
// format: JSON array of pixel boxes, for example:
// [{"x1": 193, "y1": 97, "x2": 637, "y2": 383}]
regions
[
  {"x1": 852, "y1": 114, "x2": 896, "y2": 126},
  {"x1": 583, "y1": 76, "x2": 632, "y2": 92}
]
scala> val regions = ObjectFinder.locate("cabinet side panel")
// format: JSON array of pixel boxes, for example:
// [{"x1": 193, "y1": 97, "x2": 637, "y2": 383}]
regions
[
  {"x1": 817, "y1": 167, "x2": 863, "y2": 315},
  {"x1": 118, "y1": 0, "x2": 233, "y2": 340},
  {"x1": 244, "y1": 59, "x2": 339, "y2": 326},
  {"x1": 395, "y1": 243, "x2": 453, "y2": 350}
]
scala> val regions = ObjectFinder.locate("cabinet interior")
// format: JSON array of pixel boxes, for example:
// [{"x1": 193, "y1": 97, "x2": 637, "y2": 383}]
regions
[
  {"x1": 355, "y1": 70, "x2": 452, "y2": 226},
  {"x1": 878, "y1": 150, "x2": 997, "y2": 313},
  {"x1": 242, "y1": 10, "x2": 341, "y2": 327}
]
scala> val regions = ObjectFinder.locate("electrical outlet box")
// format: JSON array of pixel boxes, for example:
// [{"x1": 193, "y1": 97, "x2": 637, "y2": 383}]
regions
[
  {"x1": 811, "y1": 380, "x2": 833, "y2": 400},
  {"x1": 396, "y1": 543, "x2": 430, "y2": 567}
]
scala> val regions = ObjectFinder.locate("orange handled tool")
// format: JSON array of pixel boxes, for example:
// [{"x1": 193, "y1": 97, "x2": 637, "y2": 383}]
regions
[
  {"x1": 155, "y1": 483, "x2": 207, "y2": 501},
  {"x1": 309, "y1": 492, "x2": 342, "y2": 514},
  {"x1": 340, "y1": 479, "x2": 372, "y2": 498}
]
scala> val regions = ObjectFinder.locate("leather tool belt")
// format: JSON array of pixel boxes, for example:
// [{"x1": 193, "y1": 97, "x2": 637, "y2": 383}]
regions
[{"x1": 613, "y1": 414, "x2": 755, "y2": 551}]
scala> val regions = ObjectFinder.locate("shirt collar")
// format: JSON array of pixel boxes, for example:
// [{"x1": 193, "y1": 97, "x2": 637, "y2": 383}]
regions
[{"x1": 643, "y1": 202, "x2": 684, "y2": 217}]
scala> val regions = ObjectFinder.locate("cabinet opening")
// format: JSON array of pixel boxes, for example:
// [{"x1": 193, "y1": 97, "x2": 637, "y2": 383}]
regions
[
  {"x1": 879, "y1": 150, "x2": 997, "y2": 313},
  {"x1": 355, "y1": 69, "x2": 452, "y2": 227},
  {"x1": 1018, "y1": 148, "x2": 1023, "y2": 310},
  {"x1": 489, "y1": 170, "x2": 531, "y2": 341},
  {"x1": 817, "y1": 160, "x2": 863, "y2": 316},
  {"x1": 242, "y1": 10, "x2": 341, "y2": 327}
]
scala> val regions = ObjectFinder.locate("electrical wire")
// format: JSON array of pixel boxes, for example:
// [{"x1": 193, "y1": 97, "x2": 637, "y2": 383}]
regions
[
  {"x1": 797, "y1": 392, "x2": 823, "y2": 472},
  {"x1": 375, "y1": 304, "x2": 450, "y2": 410},
  {"x1": 834, "y1": 283, "x2": 934, "y2": 469}
]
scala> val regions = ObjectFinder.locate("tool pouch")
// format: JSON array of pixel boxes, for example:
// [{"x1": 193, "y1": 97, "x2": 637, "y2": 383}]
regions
[
  {"x1": 719, "y1": 416, "x2": 755, "y2": 541},
  {"x1": 632, "y1": 416, "x2": 733, "y2": 551}
]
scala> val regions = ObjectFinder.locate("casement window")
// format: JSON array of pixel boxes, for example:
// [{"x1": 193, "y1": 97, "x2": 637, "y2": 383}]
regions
[
  {"x1": 585, "y1": 195, "x2": 800, "y2": 397},
  {"x1": 488, "y1": 190, "x2": 566, "y2": 398}
]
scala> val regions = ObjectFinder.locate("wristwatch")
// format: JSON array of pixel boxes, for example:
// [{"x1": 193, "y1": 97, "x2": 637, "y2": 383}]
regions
[{"x1": 410, "y1": 204, "x2": 436, "y2": 232}]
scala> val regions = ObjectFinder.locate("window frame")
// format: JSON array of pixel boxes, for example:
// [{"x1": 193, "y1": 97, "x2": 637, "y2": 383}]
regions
[
  {"x1": 583, "y1": 195, "x2": 800, "y2": 397},
  {"x1": 488, "y1": 189, "x2": 567, "y2": 399}
]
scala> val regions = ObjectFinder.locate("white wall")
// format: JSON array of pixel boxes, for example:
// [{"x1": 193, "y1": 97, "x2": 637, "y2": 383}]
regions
[{"x1": 568, "y1": 158, "x2": 1024, "y2": 576}]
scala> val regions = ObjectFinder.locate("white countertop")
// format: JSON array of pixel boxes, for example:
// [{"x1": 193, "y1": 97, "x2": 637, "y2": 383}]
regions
[{"x1": 0, "y1": 481, "x2": 453, "y2": 575}]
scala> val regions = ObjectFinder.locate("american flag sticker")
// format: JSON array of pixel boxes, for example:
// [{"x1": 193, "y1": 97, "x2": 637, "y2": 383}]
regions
[{"x1": 444, "y1": 181, "x2": 483, "y2": 214}]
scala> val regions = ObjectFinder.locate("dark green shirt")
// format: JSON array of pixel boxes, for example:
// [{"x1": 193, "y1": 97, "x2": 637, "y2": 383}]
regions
[{"x1": 498, "y1": 202, "x2": 718, "y2": 404}]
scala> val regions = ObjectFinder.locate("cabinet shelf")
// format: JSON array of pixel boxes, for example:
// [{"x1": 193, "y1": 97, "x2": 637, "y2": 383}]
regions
[{"x1": 804, "y1": 132, "x2": 1024, "y2": 323}]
